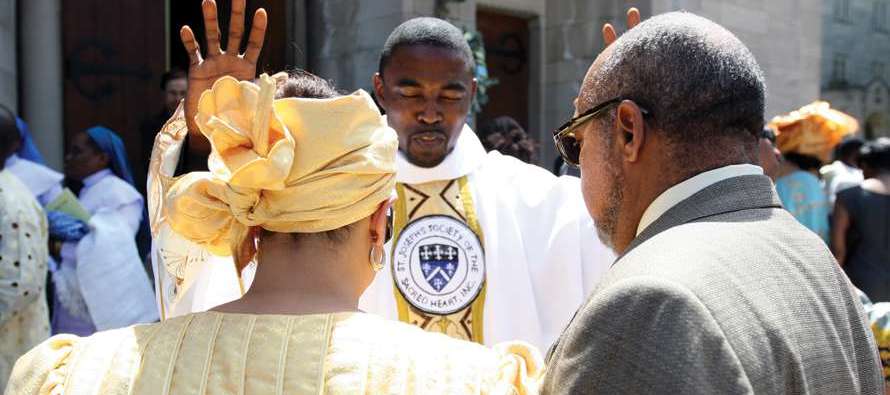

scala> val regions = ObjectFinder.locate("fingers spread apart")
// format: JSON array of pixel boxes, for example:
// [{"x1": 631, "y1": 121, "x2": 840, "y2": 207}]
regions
[
  {"x1": 180, "y1": 26, "x2": 202, "y2": 65},
  {"x1": 244, "y1": 8, "x2": 267, "y2": 63}
]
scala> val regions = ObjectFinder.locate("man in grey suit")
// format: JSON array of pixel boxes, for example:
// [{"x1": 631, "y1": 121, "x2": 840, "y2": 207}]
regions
[{"x1": 545, "y1": 11, "x2": 884, "y2": 394}]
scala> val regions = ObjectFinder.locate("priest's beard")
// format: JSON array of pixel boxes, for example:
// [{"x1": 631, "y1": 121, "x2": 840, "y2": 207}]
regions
[{"x1": 594, "y1": 163, "x2": 625, "y2": 252}]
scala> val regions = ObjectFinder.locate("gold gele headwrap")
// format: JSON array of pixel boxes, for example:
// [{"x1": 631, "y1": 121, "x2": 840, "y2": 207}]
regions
[
  {"x1": 165, "y1": 74, "x2": 398, "y2": 270},
  {"x1": 768, "y1": 101, "x2": 859, "y2": 163}
]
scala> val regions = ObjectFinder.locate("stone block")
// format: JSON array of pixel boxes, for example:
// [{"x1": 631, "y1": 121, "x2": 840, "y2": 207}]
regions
[
  {"x1": 317, "y1": 0, "x2": 360, "y2": 27},
  {"x1": 720, "y1": 3, "x2": 768, "y2": 34},
  {"x1": 357, "y1": 0, "x2": 404, "y2": 20},
  {"x1": 564, "y1": 21, "x2": 600, "y2": 60},
  {"x1": 546, "y1": 60, "x2": 586, "y2": 84},
  {"x1": 411, "y1": 0, "x2": 435, "y2": 17},
  {"x1": 350, "y1": 49, "x2": 381, "y2": 91},
  {"x1": 356, "y1": 13, "x2": 403, "y2": 51},
  {"x1": 0, "y1": 0, "x2": 15, "y2": 110},
  {"x1": 545, "y1": 25, "x2": 570, "y2": 63}
]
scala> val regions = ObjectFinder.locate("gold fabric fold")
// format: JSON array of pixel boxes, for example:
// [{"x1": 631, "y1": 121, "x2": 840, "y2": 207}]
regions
[{"x1": 165, "y1": 74, "x2": 398, "y2": 257}]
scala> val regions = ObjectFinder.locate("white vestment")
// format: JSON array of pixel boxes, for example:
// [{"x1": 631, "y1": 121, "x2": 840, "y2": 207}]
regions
[
  {"x1": 4, "y1": 154, "x2": 63, "y2": 206},
  {"x1": 359, "y1": 126, "x2": 613, "y2": 350}
]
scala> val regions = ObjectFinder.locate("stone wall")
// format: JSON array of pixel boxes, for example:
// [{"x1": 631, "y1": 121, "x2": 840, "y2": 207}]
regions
[
  {"x1": 301, "y1": 0, "x2": 827, "y2": 167},
  {"x1": 307, "y1": 0, "x2": 402, "y2": 92},
  {"x1": 536, "y1": 0, "x2": 824, "y2": 165},
  {"x1": 0, "y1": 0, "x2": 16, "y2": 111},
  {"x1": 821, "y1": 0, "x2": 890, "y2": 138},
  {"x1": 650, "y1": 0, "x2": 823, "y2": 119},
  {"x1": 306, "y1": 0, "x2": 477, "y2": 94}
]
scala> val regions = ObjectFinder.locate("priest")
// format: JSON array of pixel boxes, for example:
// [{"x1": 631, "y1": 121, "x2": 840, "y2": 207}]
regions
[{"x1": 358, "y1": 17, "x2": 613, "y2": 350}]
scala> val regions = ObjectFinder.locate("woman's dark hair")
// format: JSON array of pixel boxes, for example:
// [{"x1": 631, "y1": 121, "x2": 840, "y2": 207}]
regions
[
  {"x1": 275, "y1": 69, "x2": 341, "y2": 99},
  {"x1": 479, "y1": 116, "x2": 537, "y2": 163},
  {"x1": 783, "y1": 152, "x2": 823, "y2": 172},
  {"x1": 859, "y1": 138, "x2": 890, "y2": 173}
]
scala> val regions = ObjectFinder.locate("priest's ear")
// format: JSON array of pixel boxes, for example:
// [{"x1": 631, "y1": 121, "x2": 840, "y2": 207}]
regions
[{"x1": 372, "y1": 73, "x2": 387, "y2": 110}]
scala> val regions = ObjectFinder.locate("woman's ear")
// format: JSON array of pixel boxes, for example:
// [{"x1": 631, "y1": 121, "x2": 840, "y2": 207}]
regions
[
  {"x1": 369, "y1": 198, "x2": 395, "y2": 244},
  {"x1": 97, "y1": 152, "x2": 112, "y2": 169}
]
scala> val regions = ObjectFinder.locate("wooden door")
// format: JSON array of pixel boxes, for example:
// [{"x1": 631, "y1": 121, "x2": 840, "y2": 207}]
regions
[
  {"x1": 62, "y1": 1, "x2": 166, "y2": 190},
  {"x1": 476, "y1": 10, "x2": 531, "y2": 133}
]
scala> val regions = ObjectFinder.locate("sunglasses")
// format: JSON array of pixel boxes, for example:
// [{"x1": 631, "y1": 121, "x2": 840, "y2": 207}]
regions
[{"x1": 552, "y1": 98, "x2": 649, "y2": 167}]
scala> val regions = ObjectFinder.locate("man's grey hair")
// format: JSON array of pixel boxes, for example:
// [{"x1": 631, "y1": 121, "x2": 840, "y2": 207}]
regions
[{"x1": 581, "y1": 12, "x2": 765, "y2": 162}]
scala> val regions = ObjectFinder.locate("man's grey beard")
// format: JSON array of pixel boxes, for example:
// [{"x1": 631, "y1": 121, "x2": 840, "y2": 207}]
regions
[{"x1": 593, "y1": 167, "x2": 624, "y2": 253}]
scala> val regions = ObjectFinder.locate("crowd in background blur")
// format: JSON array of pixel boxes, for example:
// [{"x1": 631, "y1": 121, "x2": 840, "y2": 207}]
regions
[{"x1": 754, "y1": 101, "x2": 890, "y2": 305}]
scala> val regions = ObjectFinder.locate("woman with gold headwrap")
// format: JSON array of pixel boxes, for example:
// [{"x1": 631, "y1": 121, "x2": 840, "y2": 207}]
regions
[{"x1": 4, "y1": 2, "x2": 540, "y2": 394}]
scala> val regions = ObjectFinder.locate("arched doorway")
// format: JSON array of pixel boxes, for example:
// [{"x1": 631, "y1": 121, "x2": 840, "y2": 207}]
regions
[{"x1": 865, "y1": 112, "x2": 890, "y2": 139}]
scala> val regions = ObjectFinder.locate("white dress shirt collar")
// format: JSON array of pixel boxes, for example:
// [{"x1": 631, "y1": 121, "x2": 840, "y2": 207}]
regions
[{"x1": 636, "y1": 164, "x2": 764, "y2": 236}]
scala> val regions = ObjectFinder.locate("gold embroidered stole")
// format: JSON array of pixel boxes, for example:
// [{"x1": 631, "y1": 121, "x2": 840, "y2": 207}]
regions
[{"x1": 390, "y1": 176, "x2": 486, "y2": 343}]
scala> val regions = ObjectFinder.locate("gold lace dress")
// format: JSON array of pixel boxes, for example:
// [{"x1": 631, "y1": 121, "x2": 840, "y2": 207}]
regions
[{"x1": 6, "y1": 311, "x2": 540, "y2": 394}]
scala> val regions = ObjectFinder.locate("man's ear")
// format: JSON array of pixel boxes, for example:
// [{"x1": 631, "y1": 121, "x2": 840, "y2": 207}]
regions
[
  {"x1": 372, "y1": 73, "x2": 387, "y2": 109},
  {"x1": 616, "y1": 100, "x2": 646, "y2": 163}
]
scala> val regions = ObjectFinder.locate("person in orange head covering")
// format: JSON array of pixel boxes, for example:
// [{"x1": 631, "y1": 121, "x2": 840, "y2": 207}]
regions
[{"x1": 769, "y1": 101, "x2": 859, "y2": 242}]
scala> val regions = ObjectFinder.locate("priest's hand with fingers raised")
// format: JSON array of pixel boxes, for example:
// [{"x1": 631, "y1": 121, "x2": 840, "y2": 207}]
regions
[
  {"x1": 602, "y1": 7, "x2": 642, "y2": 46},
  {"x1": 180, "y1": 0, "x2": 268, "y2": 149}
]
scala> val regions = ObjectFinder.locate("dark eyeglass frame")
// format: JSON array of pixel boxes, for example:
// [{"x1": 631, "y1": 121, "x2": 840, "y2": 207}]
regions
[{"x1": 552, "y1": 98, "x2": 650, "y2": 168}]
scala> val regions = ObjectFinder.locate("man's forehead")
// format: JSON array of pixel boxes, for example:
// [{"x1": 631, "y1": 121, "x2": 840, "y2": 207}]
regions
[{"x1": 384, "y1": 45, "x2": 472, "y2": 82}]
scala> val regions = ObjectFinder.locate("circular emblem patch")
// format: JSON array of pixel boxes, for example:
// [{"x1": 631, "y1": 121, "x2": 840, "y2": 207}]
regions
[{"x1": 392, "y1": 215, "x2": 485, "y2": 315}]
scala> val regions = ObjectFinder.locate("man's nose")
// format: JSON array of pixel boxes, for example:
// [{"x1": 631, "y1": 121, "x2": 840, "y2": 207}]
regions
[{"x1": 418, "y1": 102, "x2": 442, "y2": 124}]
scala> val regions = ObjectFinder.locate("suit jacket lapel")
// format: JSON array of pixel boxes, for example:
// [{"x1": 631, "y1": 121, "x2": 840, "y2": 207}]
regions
[{"x1": 618, "y1": 174, "x2": 782, "y2": 261}]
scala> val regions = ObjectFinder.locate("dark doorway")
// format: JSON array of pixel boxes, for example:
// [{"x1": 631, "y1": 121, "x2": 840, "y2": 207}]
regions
[
  {"x1": 62, "y1": 1, "x2": 165, "y2": 191},
  {"x1": 476, "y1": 10, "x2": 531, "y2": 136},
  {"x1": 168, "y1": 0, "x2": 288, "y2": 74}
]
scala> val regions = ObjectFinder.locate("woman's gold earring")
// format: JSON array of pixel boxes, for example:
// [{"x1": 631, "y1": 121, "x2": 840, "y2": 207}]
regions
[{"x1": 369, "y1": 245, "x2": 385, "y2": 272}]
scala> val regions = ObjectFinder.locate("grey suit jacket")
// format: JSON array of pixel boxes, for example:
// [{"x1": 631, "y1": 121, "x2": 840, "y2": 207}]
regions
[{"x1": 543, "y1": 174, "x2": 883, "y2": 394}]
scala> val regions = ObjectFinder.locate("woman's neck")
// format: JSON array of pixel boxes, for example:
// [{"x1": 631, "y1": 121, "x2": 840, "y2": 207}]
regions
[{"x1": 213, "y1": 240, "x2": 366, "y2": 316}]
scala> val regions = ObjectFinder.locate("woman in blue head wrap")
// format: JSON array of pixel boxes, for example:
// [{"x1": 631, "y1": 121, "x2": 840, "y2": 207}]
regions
[
  {"x1": 15, "y1": 117, "x2": 46, "y2": 164},
  {"x1": 53, "y1": 126, "x2": 156, "y2": 336},
  {"x1": 3, "y1": 117, "x2": 64, "y2": 205}
]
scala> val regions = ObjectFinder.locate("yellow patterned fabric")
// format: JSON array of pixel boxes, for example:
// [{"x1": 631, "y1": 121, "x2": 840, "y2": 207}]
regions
[
  {"x1": 6, "y1": 311, "x2": 541, "y2": 394},
  {"x1": 166, "y1": 74, "x2": 397, "y2": 258},
  {"x1": 0, "y1": 171, "x2": 50, "y2": 392},
  {"x1": 392, "y1": 177, "x2": 486, "y2": 343}
]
